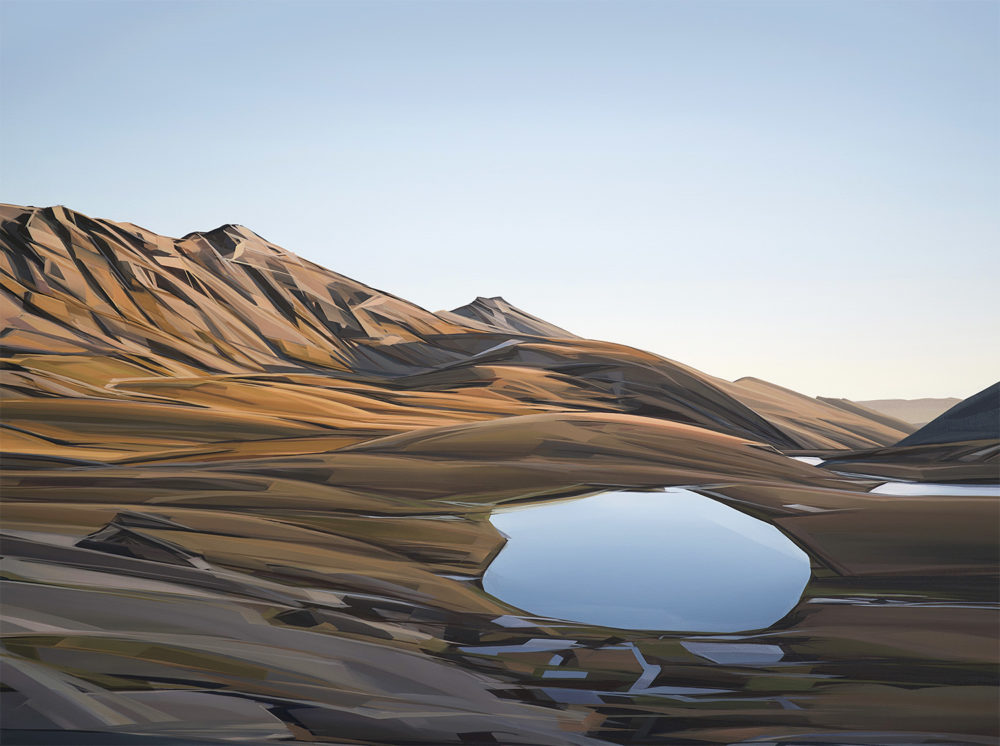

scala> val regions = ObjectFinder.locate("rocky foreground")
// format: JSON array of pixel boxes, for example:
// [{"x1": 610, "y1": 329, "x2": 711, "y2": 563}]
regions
[{"x1": 1, "y1": 204, "x2": 997, "y2": 744}]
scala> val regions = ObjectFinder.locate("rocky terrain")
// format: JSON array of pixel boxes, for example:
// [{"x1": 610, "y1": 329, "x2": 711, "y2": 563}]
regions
[{"x1": 1, "y1": 204, "x2": 997, "y2": 745}]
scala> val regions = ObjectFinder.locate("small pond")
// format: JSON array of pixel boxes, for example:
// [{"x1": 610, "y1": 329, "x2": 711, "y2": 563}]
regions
[{"x1": 482, "y1": 489, "x2": 811, "y2": 633}]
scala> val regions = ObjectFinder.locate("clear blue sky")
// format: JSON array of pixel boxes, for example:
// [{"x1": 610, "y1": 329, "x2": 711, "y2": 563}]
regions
[{"x1": 2, "y1": 0, "x2": 997, "y2": 399}]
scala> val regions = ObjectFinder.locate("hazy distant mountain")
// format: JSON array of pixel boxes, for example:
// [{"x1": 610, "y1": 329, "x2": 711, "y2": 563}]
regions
[
  {"x1": 3, "y1": 203, "x2": 995, "y2": 745},
  {"x1": 1, "y1": 203, "x2": 909, "y2": 451},
  {"x1": 819, "y1": 384, "x2": 999, "y2": 482},
  {"x1": 816, "y1": 396, "x2": 918, "y2": 433},
  {"x1": 896, "y1": 383, "x2": 999, "y2": 447},
  {"x1": 852, "y1": 397, "x2": 962, "y2": 427}
]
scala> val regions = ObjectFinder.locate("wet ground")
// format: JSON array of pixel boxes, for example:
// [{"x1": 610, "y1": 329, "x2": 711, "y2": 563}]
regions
[{"x1": 2, "y1": 448, "x2": 997, "y2": 745}]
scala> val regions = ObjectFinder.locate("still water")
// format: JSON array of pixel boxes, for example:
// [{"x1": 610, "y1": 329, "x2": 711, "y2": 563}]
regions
[
  {"x1": 869, "y1": 482, "x2": 1000, "y2": 496},
  {"x1": 482, "y1": 489, "x2": 811, "y2": 632}
]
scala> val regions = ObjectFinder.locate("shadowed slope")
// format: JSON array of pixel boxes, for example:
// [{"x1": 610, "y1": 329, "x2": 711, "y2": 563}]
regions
[
  {"x1": 896, "y1": 382, "x2": 1000, "y2": 447},
  {"x1": 819, "y1": 385, "x2": 1000, "y2": 483},
  {"x1": 718, "y1": 376, "x2": 914, "y2": 449},
  {"x1": 1, "y1": 204, "x2": 997, "y2": 745},
  {"x1": 853, "y1": 397, "x2": 962, "y2": 427},
  {"x1": 816, "y1": 396, "x2": 917, "y2": 434},
  {"x1": 1, "y1": 203, "x2": 909, "y2": 451},
  {"x1": 442, "y1": 295, "x2": 580, "y2": 338}
]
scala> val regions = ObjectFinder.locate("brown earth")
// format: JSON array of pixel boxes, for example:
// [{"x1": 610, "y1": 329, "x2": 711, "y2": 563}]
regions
[{"x1": 1, "y1": 204, "x2": 996, "y2": 745}]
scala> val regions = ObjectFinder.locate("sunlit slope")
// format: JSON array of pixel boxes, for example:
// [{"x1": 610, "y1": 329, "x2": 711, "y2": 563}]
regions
[
  {"x1": 853, "y1": 396, "x2": 962, "y2": 427},
  {"x1": 2, "y1": 204, "x2": 996, "y2": 745},
  {"x1": 720, "y1": 376, "x2": 914, "y2": 449},
  {"x1": 3, "y1": 203, "x2": 908, "y2": 451}
]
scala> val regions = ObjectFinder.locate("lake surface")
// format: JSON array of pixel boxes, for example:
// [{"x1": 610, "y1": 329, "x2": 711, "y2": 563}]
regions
[
  {"x1": 869, "y1": 482, "x2": 1000, "y2": 496},
  {"x1": 482, "y1": 489, "x2": 811, "y2": 632},
  {"x1": 791, "y1": 456, "x2": 826, "y2": 466}
]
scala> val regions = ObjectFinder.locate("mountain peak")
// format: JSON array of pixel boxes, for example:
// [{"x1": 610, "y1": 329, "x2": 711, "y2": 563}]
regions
[
  {"x1": 182, "y1": 223, "x2": 273, "y2": 250},
  {"x1": 444, "y1": 296, "x2": 579, "y2": 339},
  {"x1": 896, "y1": 382, "x2": 1000, "y2": 447}
]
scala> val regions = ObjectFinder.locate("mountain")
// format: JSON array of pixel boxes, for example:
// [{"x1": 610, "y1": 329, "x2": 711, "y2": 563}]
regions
[
  {"x1": 816, "y1": 396, "x2": 919, "y2": 433},
  {"x1": 895, "y1": 383, "x2": 999, "y2": 447},
  {"x1": 441, "y1": 295, "x2": 579, "y2": 338},
  {"x1": 2, "y1": 204, "x2": 996, "y2": 745},
  {"x1": 820, "y1": 384, "x2": 1000, "y2": 482},
  {"x1": 1, "y1": 203, "x2": 909, "y2": 454},
  {"x1": 852, "y1": 397, "x2": 962, "y2": 427},
  {"x1": 721, "y1": 377, "x2": 915, "y2": 448}
]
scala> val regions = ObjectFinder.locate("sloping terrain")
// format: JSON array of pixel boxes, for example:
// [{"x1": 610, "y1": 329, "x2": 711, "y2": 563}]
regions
[
  {"x1": 821, "y1": 383, "x2": 1000, "y2": 482},
  {"x1": 816, "y1": 395, "x2": 918, "y2": 433},
  {"x1": 854, "y1": 396, "x2": 962, "y2": 427},
  {"x1": 441, "y1": 295, "x2": 580, "y2": 338},
  {"x1": 719, "y1": 376, "x2": 915, "y2": 449},
  {"x1": 1, "y1": 204, "x2": 997, "y2": 745},
  {"x1": 896, "y1": 383, "x2": 999, "y2": 447},
  {"x1": 1, "y1": 203, "x2": 909, "y2": 452}
]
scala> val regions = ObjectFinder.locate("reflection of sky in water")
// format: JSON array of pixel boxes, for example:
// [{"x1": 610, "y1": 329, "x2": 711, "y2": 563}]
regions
[
  {"x1": 791, "y1": 456, "x2": 825, "y2": 466},
  {"x1": 869, "y1": 482, "x2": 1000, "y2": 496},
  {"x1": 483, "y1": 489, "x2": 811, "y2": 632}
]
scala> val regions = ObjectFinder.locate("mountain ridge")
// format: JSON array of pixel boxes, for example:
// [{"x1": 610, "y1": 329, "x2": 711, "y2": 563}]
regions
[
  {"x1": 2, "y1": 204, "x2": 996, "y2": 745},
  {"x1": 2, "y1": 202, "x2": 911, "y2": 451},
  {"x1": 853, "y1": 396, "x2": 963, "y2": 427},
  {"x1": 441, "y1": 295, "x2": 580, "y2": 339}
]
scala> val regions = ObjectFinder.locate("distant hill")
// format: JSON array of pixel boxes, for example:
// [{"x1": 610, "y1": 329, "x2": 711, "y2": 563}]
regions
[
  {"x1": 2, "y1": 203, "x2": 996, "y2": 746},
  {"x1": 816, "y1": 397, "x2": 918, "y2": 434},
  {"x1": 721, "y1": 378, "x2": 915, "y2": 448},
  {"x1": 819, "y1": 384, "x2": 1000, "y2": 482},
  {"x1": 441, "y1": 296, "x2": 579, "y2": 339},
  {"x1": 852, "y1": 397, "x2": 962, "y2": 427},
  {"x1": 896, "y1": 384, "x2": 1000, "y2": 447}
]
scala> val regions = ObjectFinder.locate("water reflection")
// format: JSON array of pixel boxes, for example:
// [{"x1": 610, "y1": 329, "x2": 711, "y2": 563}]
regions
[
  {"x1": 869, "y1": 482, "x2": 1000, "y2": 496},
  {"x1": 483, "y1": 489, "x2": 811, "y2": 632}
]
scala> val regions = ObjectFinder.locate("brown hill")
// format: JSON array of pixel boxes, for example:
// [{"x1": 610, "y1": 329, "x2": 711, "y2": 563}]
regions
[
  {"x1": 2, "y1": 204, "x2": 995, "y2": 745},
  {"x1": 819, "y1": 384, "x2": 1000, "y2": 482},
  {"x1": 441, "y1": 295, "x2": 580, "y2": 338},
  {"x1": 817, "y1": 396, "x2": 919, "y2": 433},
  {"x1": 853, "y1": 397, "x2": 962, "y2": 427},
  {"x1": 721, "y1": 377, "x2": 915, "y2": 448},
  {"x1": 1, "y1": 203, "x2": 908, "y2": 453}
]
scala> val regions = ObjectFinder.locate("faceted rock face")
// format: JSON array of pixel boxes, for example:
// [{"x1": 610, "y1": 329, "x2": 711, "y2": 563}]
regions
[
  {"x1": 1, "y1": 203, "x2": 996, "y2": 746},
  {"x1": 1, "y1": 203, "x2": 912, "y2": 451},
  {"x1": 443, "y1": 295, "x2": 582, "y2": 338},
  {"x1": 850, "y1": 396, "x2": 962, "y2": 427}
]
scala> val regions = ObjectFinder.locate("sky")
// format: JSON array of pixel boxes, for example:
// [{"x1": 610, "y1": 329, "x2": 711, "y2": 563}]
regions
[{"x1": 2, "y1": 0, "x2": 997, "y2": 400}]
